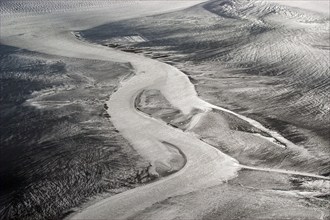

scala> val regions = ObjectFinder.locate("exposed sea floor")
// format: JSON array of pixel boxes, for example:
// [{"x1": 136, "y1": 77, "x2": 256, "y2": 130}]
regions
[
  {"x1": 1, "y1": 0, "x2": 330, "y2": 219},
  {"x1": 0, "y1": 45, "x2": 151, "y2": 220},
  {"x1": 136, "y1": 89, "x2": 330, "y2": 175},
  {"x1": 128, "y1": 169, "x2": 330, "y2": 220},
  {"x1": 81, "y1": 0, "x2": 330, "y2": 175},
  {"x1": 76, "y1": 1, "x2": 330, "y2": 217}
]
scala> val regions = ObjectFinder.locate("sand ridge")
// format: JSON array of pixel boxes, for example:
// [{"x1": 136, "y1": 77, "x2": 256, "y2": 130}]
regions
[{"x1": 1, "y1": 1, "x2": 329, "y2": 219}]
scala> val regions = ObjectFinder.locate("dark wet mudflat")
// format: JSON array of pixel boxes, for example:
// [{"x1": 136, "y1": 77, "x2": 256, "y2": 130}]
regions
[
  {"x1": 1, "y1": 0, "x2": 329, "y2": 219},
  {"x1": 81, "y1": 0, "x2": 330, "y2": 176},
  {"x1": 0, "y1": 45, "x2": 150, "y2": 220}
]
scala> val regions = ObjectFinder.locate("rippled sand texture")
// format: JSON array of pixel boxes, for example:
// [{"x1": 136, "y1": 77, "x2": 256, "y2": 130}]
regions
[
  {"x1": 0, "y1": 1, "x2": 206, "y2": 219},
  {"x1": 1, "y1": 0, "x2": 330, "y2": 219},
  {"x1": 82, "y1": 0, "x2": 330, "y2": 174},
  {"x1": 76, "y1": 0, "x2": 329, "y2": 219},
  {"x1": 0, "y1": 45, "x2": 151, "y2": 220}
]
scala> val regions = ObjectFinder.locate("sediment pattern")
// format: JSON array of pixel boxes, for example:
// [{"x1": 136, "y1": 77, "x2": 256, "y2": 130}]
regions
[{"x1": 1, "y1": 0, "x2": 329, "y2": 219}]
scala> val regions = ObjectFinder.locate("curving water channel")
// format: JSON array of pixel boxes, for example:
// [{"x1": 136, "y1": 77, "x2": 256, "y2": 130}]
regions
[{"x1": 1, "y1": 1, "x2": 329, "y2": 219}]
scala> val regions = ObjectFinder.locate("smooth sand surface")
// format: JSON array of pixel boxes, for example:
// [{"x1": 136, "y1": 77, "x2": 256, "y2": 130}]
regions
[
  {"x1": 1, "y1": 1, "x2": 328, "y2": 219},
  {"x1": 1, "y1": 1, "x2": 239, "y2": 219}
]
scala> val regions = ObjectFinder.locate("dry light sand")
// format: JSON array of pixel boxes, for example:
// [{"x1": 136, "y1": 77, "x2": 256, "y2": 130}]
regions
[{"x1": 1, "y1": 0, "x2": 329, "y2": 219}]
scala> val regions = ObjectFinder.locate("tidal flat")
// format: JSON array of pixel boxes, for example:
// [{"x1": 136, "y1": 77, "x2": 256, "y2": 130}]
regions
[
  {"x1": 1, "y1": 0, "x2": 329, "y2": 219},
  {"x1": 0, "y1": 45, "x2": 150, "y2": 219}
]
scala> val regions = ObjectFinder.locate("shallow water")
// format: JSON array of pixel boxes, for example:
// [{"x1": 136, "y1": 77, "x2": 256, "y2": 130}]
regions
[
  {"x1": 0, "y1": 45, "x2": 148, "y2": 219},
  {"x1": 81, "y1": 0, "x2": 330, "y2": 173},
  {"x1": 1, "y1": 0, "x2": 329, "y2": 219}
]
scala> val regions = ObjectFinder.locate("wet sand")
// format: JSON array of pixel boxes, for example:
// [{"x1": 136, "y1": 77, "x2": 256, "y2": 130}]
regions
[{"x1": 1, "y1": 0, "x2": 329, "y2": 219}]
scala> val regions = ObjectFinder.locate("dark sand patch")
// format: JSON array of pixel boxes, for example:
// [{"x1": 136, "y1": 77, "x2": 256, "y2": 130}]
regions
[
  {"x1": 80, "y1": 0, "x2": 330, "y2": 179},
  {"x1": 0, "y1": 45, "x2": 151, "y2": 220},
  {"x1": 135, "y1": 89, "x2": 202, "y2": 130}
]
